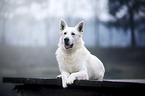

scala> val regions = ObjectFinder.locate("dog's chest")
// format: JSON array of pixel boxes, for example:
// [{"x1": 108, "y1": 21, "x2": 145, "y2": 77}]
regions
[{"x1": 59, "y1": 53, "x2": 82, "y2": 73}]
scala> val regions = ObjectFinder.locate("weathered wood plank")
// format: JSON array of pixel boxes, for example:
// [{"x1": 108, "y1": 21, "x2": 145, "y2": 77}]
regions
[
  {"x1": 3, "y1": 77, "x2": 145, "y2": 88},
  {"x1": 2, "y1": 77, "x2": 145, "y2": 96},
  {"x1": 3, "y1": 77, "x2": 60, "y2": 85}
]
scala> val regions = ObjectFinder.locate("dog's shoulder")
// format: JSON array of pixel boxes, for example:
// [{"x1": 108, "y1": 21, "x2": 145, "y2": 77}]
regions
[{"x1": 77, "y1": 46, "x2": 90, "y2": 55}]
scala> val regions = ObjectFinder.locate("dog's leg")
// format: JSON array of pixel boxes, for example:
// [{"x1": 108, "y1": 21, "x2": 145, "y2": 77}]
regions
[
  {"x1": 67, "y1": 70, "x2": 89, "y2": 85},
  {"x1": 61, "y1": 71, "x2": 70, "y2": 88}
]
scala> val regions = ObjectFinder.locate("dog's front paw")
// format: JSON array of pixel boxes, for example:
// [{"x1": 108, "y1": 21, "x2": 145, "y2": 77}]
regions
[
  {"x1": 62, "y1": 82, "x2": 68, "y2": 88},
  {"x1": 56, "y1": 74, "x2": 62, "y2": 79},
  {"x1": 66, "y1": 75, "x2": 76, "y2": 85}
]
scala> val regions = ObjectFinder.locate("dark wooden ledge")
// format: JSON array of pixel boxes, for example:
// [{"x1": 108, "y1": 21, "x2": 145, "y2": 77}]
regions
[
  {"x1": 3, "y1": 77, "x2": 145, "y2": 88},
  {"x1": 2, "y1": 77, "x2": 145, "y2": 96}
]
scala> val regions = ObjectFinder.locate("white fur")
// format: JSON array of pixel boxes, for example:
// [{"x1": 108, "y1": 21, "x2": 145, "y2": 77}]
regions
[{"x1": 56, "y1": 20, "x2": 105, "y2": 88}]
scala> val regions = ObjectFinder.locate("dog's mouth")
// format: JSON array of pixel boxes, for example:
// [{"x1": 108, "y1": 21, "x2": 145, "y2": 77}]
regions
[{"x1": 65, "y1": 44, "x2": 74, "y2": 49}]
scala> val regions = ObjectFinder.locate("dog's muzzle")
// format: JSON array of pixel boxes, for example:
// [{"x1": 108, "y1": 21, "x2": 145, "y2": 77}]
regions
[{"x1": 64, "y1": 38, "x2": 74, "y2": 49}]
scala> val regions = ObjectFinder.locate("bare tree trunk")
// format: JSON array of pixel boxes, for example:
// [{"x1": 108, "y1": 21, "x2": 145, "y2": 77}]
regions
[
  {"x1": 129, "y1": 9, "x2": 135, "y2": 47},
  {"x1": 95, "y1": 18, "x2": 100, "y2": 47},
  {"x1": 1, "y1": 16, "x2": 5, "y2": 45},
  {"x1": 127, "y1": 0, "x2": 136, "y2": 47},
  {"x1": 109, "y1": 28, "x2": 113, "y2": 47},
  {"x1": 93, "y1": 0, "x2": 101, "y2": 47}
]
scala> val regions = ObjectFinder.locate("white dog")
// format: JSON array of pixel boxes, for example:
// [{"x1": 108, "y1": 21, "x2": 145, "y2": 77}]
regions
[{"x1": 56, "y1": 20, "x2": 105, "y2": 88}]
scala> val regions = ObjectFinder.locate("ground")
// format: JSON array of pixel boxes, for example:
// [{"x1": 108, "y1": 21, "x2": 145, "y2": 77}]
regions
[{"x1": 0, "y1": 46, "x2": 145, "y2": 79}]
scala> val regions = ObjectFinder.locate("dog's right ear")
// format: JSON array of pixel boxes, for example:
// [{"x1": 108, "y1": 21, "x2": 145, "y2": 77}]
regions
[{"x1": 60, "y1": 19, "x2": 67, "y2": 31}]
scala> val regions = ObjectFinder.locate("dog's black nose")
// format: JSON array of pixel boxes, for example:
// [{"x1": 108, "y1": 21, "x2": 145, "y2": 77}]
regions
[{"x1": 64, "y1": 38, "x2": 69, "y2": 42}]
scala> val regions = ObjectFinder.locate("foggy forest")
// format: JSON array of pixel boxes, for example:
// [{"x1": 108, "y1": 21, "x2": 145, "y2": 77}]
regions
[
  {"x1": 0, "y1": 0, "x2": 145, "y2": 95},
  {"x1": 0, "y1": 0, "x2": 145, "y2": 78}
]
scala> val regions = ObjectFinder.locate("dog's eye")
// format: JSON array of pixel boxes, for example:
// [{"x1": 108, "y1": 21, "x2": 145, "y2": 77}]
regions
[
  {"x1": 64, "y1": 32, "x2": 67, "y2": 35},
  {"x1": 71, "y1": 32, "x2": 75, "y2": 35}
]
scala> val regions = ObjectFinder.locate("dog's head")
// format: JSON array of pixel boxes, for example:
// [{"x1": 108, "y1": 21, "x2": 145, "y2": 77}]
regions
[{"x1": 59, "y1": 19, "x2": 84, "y2": 50}]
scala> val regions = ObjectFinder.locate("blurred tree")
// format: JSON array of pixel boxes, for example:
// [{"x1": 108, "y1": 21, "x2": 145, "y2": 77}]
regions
[
  {"x1": 0, "y1": 0, "x2": 14, "y2": 44},
  {"x1": 107, "y1": 0, "x2": 145, "y2": 47},
  {"x1": 92, "y1": 0, "x2": 100, "y2": 46},
  {"x1": 0, "y1": 0, "x2": 47, "y2": 45}
]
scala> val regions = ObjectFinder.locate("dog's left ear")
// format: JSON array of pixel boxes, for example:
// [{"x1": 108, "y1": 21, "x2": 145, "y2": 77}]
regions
[{"x1": 75, "y1": 21, "x2": 84, "y2": 33}]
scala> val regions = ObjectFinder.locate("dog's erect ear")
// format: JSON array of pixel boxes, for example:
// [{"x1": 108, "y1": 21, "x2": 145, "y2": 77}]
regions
[
  {"x1": 60, "y1": 19, "x2": 67, "y2": 31},
  {"x1": 76, "y1": 21, "x2": 84, "y2": 33}
]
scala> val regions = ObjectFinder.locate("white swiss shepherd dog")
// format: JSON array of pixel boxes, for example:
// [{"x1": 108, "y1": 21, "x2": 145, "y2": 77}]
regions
[{"x1": 56, "y1": 19, "x2": 105, "y2": 88}]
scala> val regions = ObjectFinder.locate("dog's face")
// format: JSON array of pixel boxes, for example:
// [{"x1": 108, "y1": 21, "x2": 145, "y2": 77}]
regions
[{"x1": 60, "y1": 20, "x2": 84, "y2": 50}]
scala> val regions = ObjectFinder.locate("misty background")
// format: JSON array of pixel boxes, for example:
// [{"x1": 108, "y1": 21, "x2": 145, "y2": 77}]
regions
[
  {"x1": 1, "y1": 0, "x2": 145, "y2": 95},
  {"x1": 0, "y1": 0, "x2": 145, "y2": 82}
]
